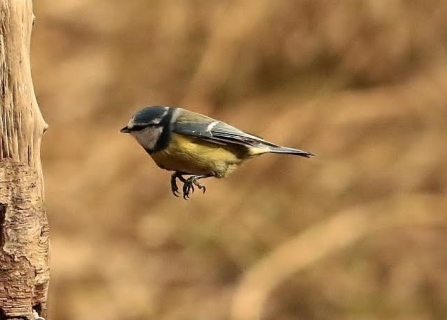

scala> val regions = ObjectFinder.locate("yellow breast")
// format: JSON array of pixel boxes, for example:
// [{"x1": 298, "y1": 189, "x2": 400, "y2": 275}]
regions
[{"x1": 150, "y1": 133, "x2": 243, "y2": 178}]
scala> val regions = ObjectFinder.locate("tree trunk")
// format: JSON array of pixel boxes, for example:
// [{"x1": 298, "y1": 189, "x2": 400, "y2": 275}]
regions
[{"x1": 0, "y1": 1, "x2": 49, "y2": 319}]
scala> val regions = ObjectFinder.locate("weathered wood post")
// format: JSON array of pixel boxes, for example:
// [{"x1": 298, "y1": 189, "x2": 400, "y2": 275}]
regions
[{"x1": 0, "y1": 1, "x2": 50, "y2": 319}]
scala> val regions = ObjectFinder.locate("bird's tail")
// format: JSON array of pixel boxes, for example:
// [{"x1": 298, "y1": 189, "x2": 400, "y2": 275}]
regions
[{"x1": 268, "y1": 146, "x2": 315, "y2": 158}]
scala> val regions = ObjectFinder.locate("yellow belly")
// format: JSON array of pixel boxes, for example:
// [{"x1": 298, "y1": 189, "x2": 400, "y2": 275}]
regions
[{"x1": 150, "y1": 133, "x2": 244, "y2": 178}]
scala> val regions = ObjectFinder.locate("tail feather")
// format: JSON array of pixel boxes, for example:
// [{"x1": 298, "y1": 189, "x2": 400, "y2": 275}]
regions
[{"x1": 268, "y1": 146, "x2": 315, "y2": 158}]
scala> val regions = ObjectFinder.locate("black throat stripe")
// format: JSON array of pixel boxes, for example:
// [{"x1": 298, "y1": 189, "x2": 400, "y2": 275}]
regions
[{"x1": 151, "y1": 107, "x2": 175, "y2": 153}]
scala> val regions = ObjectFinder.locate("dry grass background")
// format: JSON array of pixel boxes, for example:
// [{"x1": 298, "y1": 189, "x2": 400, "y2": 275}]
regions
[{"x1": 31, "y1": 1, "x2": 447, "y2": 320}]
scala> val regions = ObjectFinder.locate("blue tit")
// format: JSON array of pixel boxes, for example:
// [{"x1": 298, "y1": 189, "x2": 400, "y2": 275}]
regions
[{"x1": 120, "y1": 106, "x2": 314, "y2": 199}]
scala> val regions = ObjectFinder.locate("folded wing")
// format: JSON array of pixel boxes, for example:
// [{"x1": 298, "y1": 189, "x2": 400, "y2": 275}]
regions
[
  {"x1": 172, "y1": 109, "x2": 314, "y2": 158},
  {"x1": 173, "y1": 115, "x2": 279, "y2": 148}
]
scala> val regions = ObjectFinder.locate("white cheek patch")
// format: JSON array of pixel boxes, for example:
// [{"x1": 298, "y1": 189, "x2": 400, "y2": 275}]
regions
[{"x1": 131, "y1": 126, "x2": 163, "y2": 150}]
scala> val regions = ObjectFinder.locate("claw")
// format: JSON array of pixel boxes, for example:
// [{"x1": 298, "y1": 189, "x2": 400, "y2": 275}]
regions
[
  {"x1": 182, "y1": 180, "x2": 195, "y2": 200},
  {"x1": 193, "y1": 180, "x2": 206, "y2": 194},
  {"x1": 170, "y1": 173, "x2": 212, "y2": 199},
  {"x1": 172, "y1": 187, "x2": 180, "y2": 197},
  {"x1": 170, "y1": 173, "x2": 180, "y2": 197},
  {"x1": 171, "y1": 172, "x2": 188, "y2": 197}
]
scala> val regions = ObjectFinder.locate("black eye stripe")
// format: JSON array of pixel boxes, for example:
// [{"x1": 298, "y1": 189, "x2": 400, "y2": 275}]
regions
[
  {"x1": 131, "y1": 125, "x2": 146, "y2": 131},
  {"x1": 131, "y1": 123, "x2": 159, "y2": 131}
]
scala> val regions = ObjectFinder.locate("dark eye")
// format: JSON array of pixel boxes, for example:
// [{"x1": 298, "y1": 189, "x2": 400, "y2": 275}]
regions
[
  {"x1": 131, "y1": 123, "x2": 159, "y2": 131},
  {"x1": 131, "y1": 125, "x2": 147, "y2": 131}
]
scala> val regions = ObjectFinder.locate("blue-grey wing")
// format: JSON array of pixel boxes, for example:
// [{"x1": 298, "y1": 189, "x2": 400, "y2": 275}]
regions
[{"x1": 172, "y1": 115, "x2": 278, "y2": 148}]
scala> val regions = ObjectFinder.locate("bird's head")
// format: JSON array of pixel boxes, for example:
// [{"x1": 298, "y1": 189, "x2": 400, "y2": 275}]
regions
[{"x1": 120, "y1": 106, "x2": 172, "y2": 152}]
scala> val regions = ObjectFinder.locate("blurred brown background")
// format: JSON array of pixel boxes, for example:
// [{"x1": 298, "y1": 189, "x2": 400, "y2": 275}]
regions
[{"x1": 32, "y1": 1, "x2": 447, "y2": 320}]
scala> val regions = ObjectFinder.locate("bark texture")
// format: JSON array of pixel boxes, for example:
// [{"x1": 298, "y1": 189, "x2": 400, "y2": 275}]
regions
[{"x1": 0, "y1": 1, "x2": 49, "y2": 319}]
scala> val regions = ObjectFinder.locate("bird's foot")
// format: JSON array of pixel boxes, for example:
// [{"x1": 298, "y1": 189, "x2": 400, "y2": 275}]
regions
[
  {"x1": 170, "y1": 172, "x2": 187, "y2": 197},
  {"x1": 182, "y1": 175, "x2": 208, "y2": 200}
]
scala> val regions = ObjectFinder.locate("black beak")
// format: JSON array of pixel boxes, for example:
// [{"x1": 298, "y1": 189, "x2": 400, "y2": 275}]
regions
[{"x1": 120, "y1": 126, "x2": 130, "y2": 133}]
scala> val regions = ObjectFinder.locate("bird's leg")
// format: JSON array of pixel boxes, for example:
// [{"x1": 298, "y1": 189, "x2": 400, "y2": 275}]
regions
[
  {"x1": 182, "y1": 174, "x2": 213, "y2": 199},
  {"x1": 170, "y1": 171, "x2": 187, "y2": 197}
]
